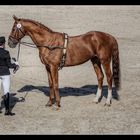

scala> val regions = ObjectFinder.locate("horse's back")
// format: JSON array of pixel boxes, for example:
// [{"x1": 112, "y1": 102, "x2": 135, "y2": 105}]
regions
[
  {"x1": 86, "y1": 31, "x2": 117, "y2": 42},
  {"x1": 84, "y1": 31, "x2": 118, "y2": 50}
]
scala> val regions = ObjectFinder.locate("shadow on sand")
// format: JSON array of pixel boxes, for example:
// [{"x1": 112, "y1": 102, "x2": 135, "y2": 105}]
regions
[
  {"x1": 0, "y1": 93, "x2": 26, "y2": 114},
  {"x1": 17, "y1": 85, "x2": 119, "y2": 100}
]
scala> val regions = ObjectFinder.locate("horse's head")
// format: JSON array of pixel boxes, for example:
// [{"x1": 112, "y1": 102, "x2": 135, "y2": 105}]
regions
[{"x1": 8, "y1": 15, "x2": 26, "y2": 48}]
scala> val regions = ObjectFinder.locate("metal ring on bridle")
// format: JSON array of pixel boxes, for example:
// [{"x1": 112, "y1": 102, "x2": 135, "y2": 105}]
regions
[{"x1": 17, "y1": 23, "x2": 22, "y2": 28}]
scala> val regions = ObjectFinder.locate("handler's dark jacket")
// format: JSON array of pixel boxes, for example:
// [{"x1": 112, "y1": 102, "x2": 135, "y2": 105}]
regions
[{"x1": 0, "y1": 48, "x2": 16, "y2": 76}]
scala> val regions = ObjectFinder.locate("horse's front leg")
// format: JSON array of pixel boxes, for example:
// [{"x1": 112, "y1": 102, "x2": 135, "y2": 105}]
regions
[
  {"x1": 50, "y1": 65, "x2": 60, "y2": 110},
  {"x1": 39, "y1": 54, "x2": 56, "y2": 107},
  {"x1": 46, "y1": 69, "x2": 55, "y2": 107}
]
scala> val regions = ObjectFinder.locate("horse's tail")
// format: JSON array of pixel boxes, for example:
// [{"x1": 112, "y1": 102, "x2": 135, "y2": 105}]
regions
[{"x1": 112, "y1": 39, "x2": 121, "y2": 91}]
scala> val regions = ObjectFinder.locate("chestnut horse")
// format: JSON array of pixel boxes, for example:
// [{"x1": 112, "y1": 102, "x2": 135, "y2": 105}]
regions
[{"x1": 8, "y1": 16, "x2": 120, "y2": 109}]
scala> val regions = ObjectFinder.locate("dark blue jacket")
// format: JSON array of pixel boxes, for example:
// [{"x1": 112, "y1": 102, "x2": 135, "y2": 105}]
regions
[{"x1": 0, "y1": 48, "x2": 16, "y2": 76}]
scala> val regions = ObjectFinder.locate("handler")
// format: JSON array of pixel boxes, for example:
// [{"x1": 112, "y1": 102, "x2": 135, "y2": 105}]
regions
[{"x1": 0, "y1": 36, "x2": 19, "y2": 116}]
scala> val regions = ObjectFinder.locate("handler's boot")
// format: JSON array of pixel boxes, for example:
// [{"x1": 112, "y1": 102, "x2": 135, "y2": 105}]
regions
[
  {"x1": 4, "y1": 93, "x2": 15, "y2": 116},
  {"x1": 0, "y1": 97, "x2": 3, "y2": 113},
  {"x1": 0, "y1": 105, "x2": 2, "y2": 113}
]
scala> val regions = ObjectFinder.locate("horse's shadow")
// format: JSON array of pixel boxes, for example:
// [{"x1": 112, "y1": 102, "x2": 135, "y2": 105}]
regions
[
  {"x1": 17, "y1": 85, "x2": 119, "y2": 100},
  {"x1": 0, "y1": 93, "x2": 25, "y2": 113}
]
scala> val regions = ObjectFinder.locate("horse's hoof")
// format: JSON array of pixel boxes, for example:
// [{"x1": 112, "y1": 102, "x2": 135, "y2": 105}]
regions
[
  {"x1": 55, "y1": 107, "x2": 60, "y2": 111},
  {"x1": 45, "y1": 102, "x2": 52, "y2": 107},
  {"x1": 52, "y1": 105, "x2": 60, "y2": 111},
  {"x1": 46, "y1": 104, "x2": 52, "y2": 107},
  {"x1": 104, "y1": 104, "x2": 110, "y2": 107},
  {"x1": 104, "y1": 102, "x2": 111, "y2": 107},
  {"x1": 93, "y1": 98, "x2": 99, "y2": 104},
  {"x1": 93, "y1": 101, "x2": 99, "y2": 104}
]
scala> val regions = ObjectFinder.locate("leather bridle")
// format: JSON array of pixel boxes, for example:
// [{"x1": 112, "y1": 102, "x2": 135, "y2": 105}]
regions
[{"x1": 9, "y1": 22, "x2": 26, "y2": 43}]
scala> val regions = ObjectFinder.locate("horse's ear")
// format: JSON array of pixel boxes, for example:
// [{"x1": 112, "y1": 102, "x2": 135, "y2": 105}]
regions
[{"x1": 13, "y1": 15, "x2": 19, "y2": 21}]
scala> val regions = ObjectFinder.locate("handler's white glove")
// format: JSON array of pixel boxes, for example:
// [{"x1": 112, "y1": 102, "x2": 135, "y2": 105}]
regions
[
  {"x1": 11, "y1": 58, "x2": 19, "y2": 74},
  {"x1": 13, "y1": 61, "x2": 19, "y2": 65}
]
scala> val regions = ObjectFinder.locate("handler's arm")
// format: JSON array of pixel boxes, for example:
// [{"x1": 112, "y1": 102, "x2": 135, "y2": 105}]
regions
[{"x1": 6, "y1": 52, "x2": 17, "y2": 69}]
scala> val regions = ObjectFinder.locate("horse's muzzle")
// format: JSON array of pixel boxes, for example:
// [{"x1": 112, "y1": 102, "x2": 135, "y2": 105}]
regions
[{"x1": 8, "y1": 37, "x2": 18, "y2": 48}]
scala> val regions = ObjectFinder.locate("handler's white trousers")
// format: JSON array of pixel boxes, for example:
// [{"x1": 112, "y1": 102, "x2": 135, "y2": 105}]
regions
[{"x1": 0, "y1": 75, "x2": 10, "y2": 95}]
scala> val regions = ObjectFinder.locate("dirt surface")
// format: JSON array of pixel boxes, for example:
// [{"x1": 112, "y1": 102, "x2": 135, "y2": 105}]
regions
[{"x1": 0, "y1": 6, "x2": 140, "y2": 134}]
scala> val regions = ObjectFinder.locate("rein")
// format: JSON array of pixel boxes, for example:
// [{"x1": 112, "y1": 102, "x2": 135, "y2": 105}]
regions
[
  {"x1": 16, "y1": 41, "x2": 37, "y2": 61},
  {"x1": 20, "y1": 41, "x2": 37, "y2": 48}
]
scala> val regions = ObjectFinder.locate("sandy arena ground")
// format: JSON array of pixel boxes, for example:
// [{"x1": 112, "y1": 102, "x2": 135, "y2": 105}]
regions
[{"x1": 0, "y1": 5, "x2": 140, "y2": 134}]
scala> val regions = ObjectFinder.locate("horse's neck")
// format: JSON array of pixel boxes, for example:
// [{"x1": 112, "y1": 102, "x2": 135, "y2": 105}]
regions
[
  {"x1": 25, "y1": 25, "x2": 54, "y2": 47},
  {"x1": 23, "y1": 21, "x2": 64, "y2": 54}
]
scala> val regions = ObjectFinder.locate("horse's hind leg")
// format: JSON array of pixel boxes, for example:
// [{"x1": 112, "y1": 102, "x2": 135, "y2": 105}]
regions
[
  {"x1": 91, "y1": 57, "x2": 104, "y2": 103},
  {"x1": 102, "y1": 62, "x2": 112, "y2": 106}
]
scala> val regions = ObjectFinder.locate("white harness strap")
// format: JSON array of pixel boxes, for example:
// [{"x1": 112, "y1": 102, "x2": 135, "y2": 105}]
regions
[
  {"x1": 63, "y1": 33, "x2": 68, "y2": 56},
  {"x1": 58, "y1": 33, "x2": 68, "y2": 70}
]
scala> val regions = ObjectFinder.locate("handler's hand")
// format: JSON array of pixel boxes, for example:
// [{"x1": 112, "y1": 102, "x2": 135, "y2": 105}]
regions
[{"x1": 13, "y1": 65, "x2": 19, "y2": 74}]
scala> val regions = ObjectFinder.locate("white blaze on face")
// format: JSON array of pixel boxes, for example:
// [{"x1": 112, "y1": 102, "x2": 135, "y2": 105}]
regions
[{"x1": 17, "y1": 23, "x2": 21, "y2": 29}]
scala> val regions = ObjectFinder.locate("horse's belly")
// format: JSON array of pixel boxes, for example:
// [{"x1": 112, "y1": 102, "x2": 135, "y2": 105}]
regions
[{"x1": 65, "y1": 52, "x2": 93, "y2": 67}]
